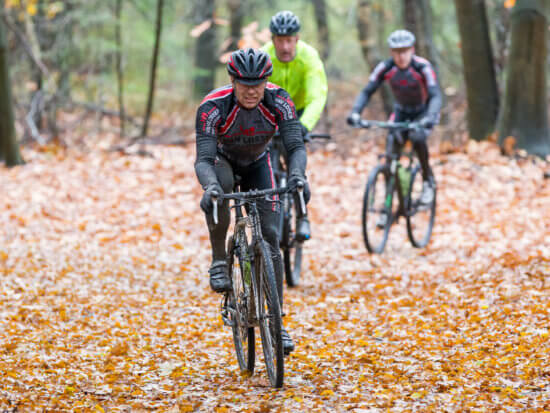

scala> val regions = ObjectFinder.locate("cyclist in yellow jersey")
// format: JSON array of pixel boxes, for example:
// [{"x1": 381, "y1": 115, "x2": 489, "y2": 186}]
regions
[
  {"x1": 262, "y1": 10, "x2": 328, "y2": 241},
  {"x1": 262, "y1": 11, "x2": 328, "y2": 135}
]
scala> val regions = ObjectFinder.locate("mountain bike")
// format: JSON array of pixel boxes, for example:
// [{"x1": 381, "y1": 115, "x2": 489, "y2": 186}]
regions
[
  {"x1": 270, "y1": 132, "x2": 330, "y2": 287},
  {"x1": 212, "y1": 181, "x2": 300, "y2": 388},
  {"x1": 356, "y1": 120, "x2": 437, "y2": 254}
]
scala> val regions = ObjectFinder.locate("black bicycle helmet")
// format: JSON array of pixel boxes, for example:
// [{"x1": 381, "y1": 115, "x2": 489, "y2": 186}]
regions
[
  {"x1": 387, "y1": 29, "x2": 416, "y2": 49},
  {"x1": 227, "y1": 48, "x2": 273, "y2": 85},
  {"x1": 269, "y1": 10, "x2": 301, "y2": 36}
]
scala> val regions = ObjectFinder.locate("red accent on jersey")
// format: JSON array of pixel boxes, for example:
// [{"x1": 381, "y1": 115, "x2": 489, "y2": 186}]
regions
[
  {"x1": 258, "y1": 103, "x2": 276, "y2": 126},
  {"x1": 266, "y1": 82, "x2": 280, "y2": 90},
  {"x1": 266, "y1": 153, "x2": 278, "y2": 211},
  {"x1": 201, "y1": 86, "x2": 233, "y2": 105},
  {"x1": 219, "y1": 105, "x2": 240, "y2": 135},
  {"x1": 201, "y1": 106, "x2": 219, "y2": 132},
  {"x1": 408, "y1": 67, "x2": 427, "y2": 102},
  {"x1": 384, "y1": 66, "x2": 398, "y2": 81}
]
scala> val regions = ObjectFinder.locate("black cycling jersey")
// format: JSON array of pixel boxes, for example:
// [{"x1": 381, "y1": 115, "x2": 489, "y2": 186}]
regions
[
  {"x1": 195, "y1": 83, "x2": 306, "y2": 190},
  {"x1": 351, "y1": 55, "x2": 442, "y2": 121}
]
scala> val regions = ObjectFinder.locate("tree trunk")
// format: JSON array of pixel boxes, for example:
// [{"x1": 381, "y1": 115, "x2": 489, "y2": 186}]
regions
[
  {"x1": 402, "y1": 0, "x2": 440, "y2": 75},
  {"x1": 227, "y1": 0, "x2": 243, "y2": 51},
  {"x1": 0, "y1": 12, "x2": 23, "y2": 166},
  {"x1": 26, "y1": 0, "x2": 44, "y2": 130},
  {"x1": 312, "y1": 0, "x2": 331, "y2": 131},
  {"x1": 56, "y1": 3, "x2": 74, "y2": 102},
  {"x1": 141, "y1": 0, "x2": 164, "y2": 138},
  {"x1": 193, "y1": 0, "x2": 217, "y2": 100},
  {"x1": 498, "y1": 1, "x2": 550, "y2": 157},
  {"x1": 115, "y1": 0, "x2": 126, "y2": 138},
  {"x1": 454, "y1": 0, "x2": 499, "y2": 141},
  {"x1": 357, "y1": 0, "x2": 393, "y2": 116},
  {"x1": 312, "y1": 0, "x2": 330, "y2": 61},
  {"x1": 492, "y1": 1, "x2": 511, "y2": 86}
]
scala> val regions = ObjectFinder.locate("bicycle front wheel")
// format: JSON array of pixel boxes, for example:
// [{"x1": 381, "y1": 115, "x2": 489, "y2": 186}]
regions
[
  {"x1": 406, "y1": 166, "x2": 436, "y2": 248},
  {"x1": 227, "y1": 234, "x2": 255, "y2": 373},
  {"x1": 282, "y1": 195, "x2": 303, "y2": 287},
  {"x1": 362, "y1": 164, "x2": 392, "y2": 253},
  {"x1": 255, "y1": 240, "x2": 284, "y2": 388}
]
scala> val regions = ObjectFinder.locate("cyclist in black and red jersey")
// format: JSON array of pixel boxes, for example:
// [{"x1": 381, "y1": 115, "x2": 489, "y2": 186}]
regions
[
  {"x1": 195, "y1": 48, "x2": 310, "y2": 354},
  {"x1": 348, "y1": 29, "x2": 441, "y2": 218}
]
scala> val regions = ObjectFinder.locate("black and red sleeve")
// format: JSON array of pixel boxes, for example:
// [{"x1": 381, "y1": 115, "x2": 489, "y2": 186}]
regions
[
  {"x1": 195, "y1": 102, "x2": 222, "y2": 189},
  {"x1": 351, "y1": 59, "x2": 393, "y2": 115}
]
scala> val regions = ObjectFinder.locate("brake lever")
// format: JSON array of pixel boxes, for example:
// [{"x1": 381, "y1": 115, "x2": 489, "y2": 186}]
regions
[
  {"x1": 297, "y1": 181, "x2": 307, "y2": 215},
  {"x1": 212, "y1": 192, "x2": 219, "y2": 225}
]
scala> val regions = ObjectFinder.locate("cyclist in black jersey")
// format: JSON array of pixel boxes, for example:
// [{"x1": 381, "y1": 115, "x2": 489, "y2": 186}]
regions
[
  {"x1": 195, "y1": 48, "x2": 310, "y2": 354},
  {"x1": 348, "y1": 29, "x2": 441, "y2": 221}
]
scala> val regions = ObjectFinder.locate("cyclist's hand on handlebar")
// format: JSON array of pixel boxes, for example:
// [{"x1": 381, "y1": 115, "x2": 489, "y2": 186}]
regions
[
  {"x1": 288, "y1": 173, "x2": 311, "y2": 204},
  {"x1": 200, "y1": 183, "x2": 223, "y2": 214},
  {"x1": 347, "y1": 112, "x2": 361, "y2": 127}
]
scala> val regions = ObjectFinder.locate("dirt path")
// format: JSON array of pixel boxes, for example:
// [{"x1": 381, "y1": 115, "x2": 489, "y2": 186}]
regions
[{"x1": 1, "y1": 140, "x2": 549, "y2": 412}]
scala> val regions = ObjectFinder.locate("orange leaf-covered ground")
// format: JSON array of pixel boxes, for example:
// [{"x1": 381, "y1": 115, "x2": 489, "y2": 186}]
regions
[{"x1": 1, "y1": 137, "x2": 549, "y2": 412}]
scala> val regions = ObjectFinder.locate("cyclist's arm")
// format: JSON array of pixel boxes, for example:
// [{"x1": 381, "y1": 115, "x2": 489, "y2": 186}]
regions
[
  {"x1": 272, "y1": 90, "x2": 306, "y2": 176},
  {"x1": 300, "y1": 51, "x2": 328, "y2": 132},
  {"x1": 280, "y1": 119, "x2": 306, "y2": 176},
  {"x1": 351, "y1": 60, "x2": 390, "y2": 115},
  {"x1": 422, "y1": 63, "x2": 442, "y2": 123},
  {"x1": 194, "y1": 103, "x2": 221, "y2": 188}
]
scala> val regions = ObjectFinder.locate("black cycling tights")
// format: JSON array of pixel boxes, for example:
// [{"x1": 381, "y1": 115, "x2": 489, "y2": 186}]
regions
[{"x1": 204, "y1": 153, "x2": 285, "y2": 307}]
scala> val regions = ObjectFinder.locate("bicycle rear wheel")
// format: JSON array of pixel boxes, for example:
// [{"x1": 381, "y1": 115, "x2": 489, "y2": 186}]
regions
[
  {"x1": 227, "y1": 234, "x2": 255, "y2": 373},
  {"x1": 406, "y1": 166, "x2": 436, "y2": 248},
  {"x1": 282, "y1": 195, "x2": 303, "y2": 287},
  {"x1": 362, "y1": 164, "x2": 392, "y2": 253},
  {"x1": 255, "y1": 240, "x2": 284, "y2": 388}
]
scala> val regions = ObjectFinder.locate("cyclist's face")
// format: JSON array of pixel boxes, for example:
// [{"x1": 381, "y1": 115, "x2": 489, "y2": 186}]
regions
[
  {"x1": 232, "y1": 78, "x2": 267, "y2": 109},
  {"x1": 273, "y1": 35, "x2": 299, "y2": 63},
  {"x1": 391, "y1": 47, "x2": 414, "y2": 69}
]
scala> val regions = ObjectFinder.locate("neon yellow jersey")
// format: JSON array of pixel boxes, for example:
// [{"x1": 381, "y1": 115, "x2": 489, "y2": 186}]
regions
[{"x1": 262, "y1": 40, "x2": 328, "y2": 131}]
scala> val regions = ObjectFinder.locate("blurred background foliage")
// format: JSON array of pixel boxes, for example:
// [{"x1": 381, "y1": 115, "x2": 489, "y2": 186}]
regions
[
  {"x1": 0, "y1": 0, "x2": 549, "y2": 160},
  {"x1": 3, "y1": 0, "x2": 529, "y2": 111}
]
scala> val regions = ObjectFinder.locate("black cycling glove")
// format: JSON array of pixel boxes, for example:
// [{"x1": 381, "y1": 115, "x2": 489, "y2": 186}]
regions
[
  {"x1": 200, "y1": 183, "x2": 223, "y2": 214},
  {"x1": 288, "y1": 173, "x2": 311, "y2": 204}
]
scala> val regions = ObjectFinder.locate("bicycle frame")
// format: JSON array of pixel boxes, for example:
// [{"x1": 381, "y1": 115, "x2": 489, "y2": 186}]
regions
[{"x1": 382, "y1": 133, "x2": 415, "y2": 224}]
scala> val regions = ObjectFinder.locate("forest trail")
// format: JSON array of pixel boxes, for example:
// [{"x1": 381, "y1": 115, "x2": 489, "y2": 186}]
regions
[{"x1": 1, "y1": 138, "x2": 549, "y2": 411}]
